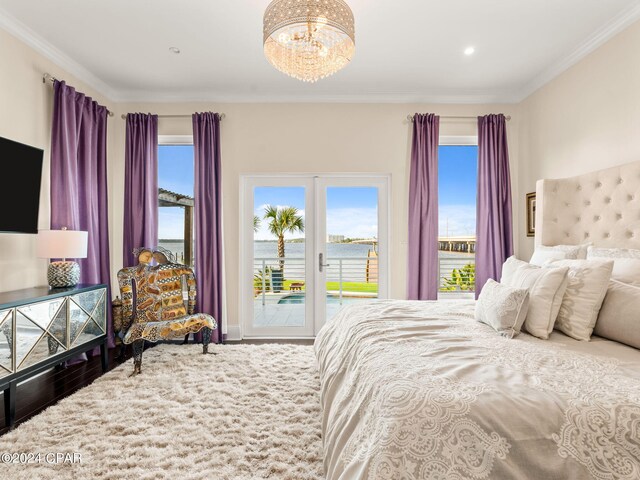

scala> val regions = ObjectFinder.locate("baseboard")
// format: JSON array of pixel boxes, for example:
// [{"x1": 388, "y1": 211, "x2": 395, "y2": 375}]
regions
[{"x1": 226, "y1": 325, "x2": 242, "y2": 341}]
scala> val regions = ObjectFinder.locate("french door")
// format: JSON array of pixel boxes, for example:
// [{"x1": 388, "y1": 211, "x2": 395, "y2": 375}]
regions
[{"x1": 241, "y1": 175, "x2": 389, "y2": 338}]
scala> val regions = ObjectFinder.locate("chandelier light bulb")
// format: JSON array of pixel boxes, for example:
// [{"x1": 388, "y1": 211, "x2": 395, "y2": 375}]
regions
[{"x1": 278, "y1": 32, "x2": 291, "y2": 44}]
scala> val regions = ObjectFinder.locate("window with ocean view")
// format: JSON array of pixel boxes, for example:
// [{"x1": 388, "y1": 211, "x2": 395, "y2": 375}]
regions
[
  {"x1": 438, "y1": 145, "x2": 478, "y2": 298},
  {"x1": 158, "y1": 144, "x2": 195, "y2": 265}
]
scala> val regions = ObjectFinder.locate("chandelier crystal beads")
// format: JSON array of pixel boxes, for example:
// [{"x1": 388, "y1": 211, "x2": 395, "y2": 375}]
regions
[{"x1": 263, "y1": 0, "x2": 355, "y2": 83}]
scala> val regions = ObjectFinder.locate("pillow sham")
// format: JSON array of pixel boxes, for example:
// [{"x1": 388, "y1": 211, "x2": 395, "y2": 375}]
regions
[
  {"x1": 587, "y1": 246, "x2": 640, "y2": 286},
  {"x1": 544, "y1": 259, "x2": 614, "y2": 341},
  {"x1": 501, "y1": 256, "x2": 569, "y2": 339},
  {"x1": 529, "y1": 243, "x2": 590, "y2": 266},
  {"x1": 594, "y1": 280, "x2": 640, "y2": 349},
  {"x1": 475, "y1": 279, "x2": 530, "y2": 339}
]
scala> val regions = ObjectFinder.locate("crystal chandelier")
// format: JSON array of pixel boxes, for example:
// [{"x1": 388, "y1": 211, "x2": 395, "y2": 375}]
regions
[{"x1": 263, "y1": 0, "x2": 355, "y2": 83}]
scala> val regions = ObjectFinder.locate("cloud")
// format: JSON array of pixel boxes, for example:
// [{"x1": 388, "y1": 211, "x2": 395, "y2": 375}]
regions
[
  {"x1": 158, "y1": 208, "x2": 185, "y2": 239},
  {"x1": 161, "y1": 204, "x2": 474, "y2": 242},
  {"x1": 326, "y1": 207, "x2": 378, "y2": 239},
  {"x1": 439, "y1": 204, "x2": 476, "y2": 237},
  {"x1": 253, "y1": 206, "x2": 378, "y2": 240}
]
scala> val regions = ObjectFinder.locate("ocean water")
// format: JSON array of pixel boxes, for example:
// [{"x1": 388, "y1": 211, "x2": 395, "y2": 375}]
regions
[
  {"x1": 254, "y1": 241, "x2": 371, "y2": 259},
  {"x1": 159, "y1": 239, "x2": 474, "y2": 285},
  {"x1": 158, "y1": 239, "x2": 190, "y2": 263}
]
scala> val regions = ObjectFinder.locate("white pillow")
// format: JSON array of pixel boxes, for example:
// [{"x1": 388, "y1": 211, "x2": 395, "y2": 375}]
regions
[
  {"x1": 529, "y1": 244, "x2": 590, "y2": 266},
  {"x1": 501, "y1": 256, "x2": 569, "y2": 339},
  {"x1": 587, "y1": 247, "x2": 640, "y2": 286},
  {"x1": 594, "y1": 280, "x2": 640, "y2": 349},
  {"x1": 475, "y1": 279, "x2": 530, "y2": 339},
  {"x1": 544, "y1": 259, "x2": 614, "y2": 341}
]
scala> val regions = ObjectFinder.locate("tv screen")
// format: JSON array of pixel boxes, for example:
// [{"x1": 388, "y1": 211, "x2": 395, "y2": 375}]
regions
[{"x1": 0, "y1": 136, "x2": 44, "y2": 234}]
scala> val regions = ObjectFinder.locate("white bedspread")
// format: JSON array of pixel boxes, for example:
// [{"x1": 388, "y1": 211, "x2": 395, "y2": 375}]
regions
[{"x1": 315, "y1": 300, "x2": 640, "y2": 480}]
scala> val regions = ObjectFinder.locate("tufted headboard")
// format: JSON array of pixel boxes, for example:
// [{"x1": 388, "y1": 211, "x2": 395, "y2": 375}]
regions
[{"x1": 535, "y1": 161, "x2": 640, "y2": 249}]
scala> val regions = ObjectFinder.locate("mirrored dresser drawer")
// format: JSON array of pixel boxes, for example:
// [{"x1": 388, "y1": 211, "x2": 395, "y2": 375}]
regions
[{"x1": 0, "y1": 284, "x2": 108, "y2": 428}]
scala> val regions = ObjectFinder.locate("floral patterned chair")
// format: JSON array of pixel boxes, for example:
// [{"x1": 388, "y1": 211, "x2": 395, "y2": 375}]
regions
[{"x1": 117, "y1": 248, "x2": 217, "y2": 376}]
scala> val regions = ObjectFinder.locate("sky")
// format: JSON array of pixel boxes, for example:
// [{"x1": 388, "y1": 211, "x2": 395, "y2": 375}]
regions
[
  {"x1": 158, "y1": 144, "x2": 478, "y2": 240},
  {"x1": 158, "y1": 145, "x2": 194, "y2": 239},
  {"x1": 438, "y1": 145, "x2": 478, "y2": 237},
  {"x1": 253, "y1": 186, "x2": 378, "y2": 240}
]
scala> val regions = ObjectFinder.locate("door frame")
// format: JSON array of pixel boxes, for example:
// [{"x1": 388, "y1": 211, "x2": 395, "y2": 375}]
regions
[{"x1": 239, "y1": 173, "x2": 391, "y2": 339}]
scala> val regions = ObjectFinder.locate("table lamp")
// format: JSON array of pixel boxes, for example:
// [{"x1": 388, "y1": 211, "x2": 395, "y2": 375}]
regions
[{"x1": 36, "y1": 228, "x2": 88, "y2": 288}]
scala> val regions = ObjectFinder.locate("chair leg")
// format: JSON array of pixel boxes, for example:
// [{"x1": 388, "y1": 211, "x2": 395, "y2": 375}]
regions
[
  {"x1": 130, "y1": 340, "x2": 144, "y2": 376},
  {"x1": 202, "y1": 327, "x2": 215, "y2": 355},
  {"x1": 118, "y1": 342, "x2": 127, "y2": 363},
  {"x1": 182, "y1": 334, "x2": 189, "y2": 345}
]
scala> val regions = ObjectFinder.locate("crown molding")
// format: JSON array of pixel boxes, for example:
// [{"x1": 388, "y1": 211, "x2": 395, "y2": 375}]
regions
[
  {"x1": 112, "y1": 89, "x2": 521, "y2": 105},
  {"x1": 0, "y1": 6, "x2": 117, "y2": 101},
  {"x1": 516, "y1": 2, "x2": 640, "y2": 102}
]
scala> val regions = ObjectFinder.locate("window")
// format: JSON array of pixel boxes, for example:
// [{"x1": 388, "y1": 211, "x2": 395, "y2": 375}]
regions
[
  {"x1": 438, "y1": 143, "x2": 478, "y2": 298},
  {"x1": 158, "y1": 142, "x2": 195, "y2": 265}
]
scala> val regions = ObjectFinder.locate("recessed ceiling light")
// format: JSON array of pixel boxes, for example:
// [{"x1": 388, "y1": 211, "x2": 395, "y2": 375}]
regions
[
  {"x1": 169, "y1": 47, "x2": 181, "y2": 54},
  {"x1": 464, "y1": 46, "x2": 475, "y2": 56}
]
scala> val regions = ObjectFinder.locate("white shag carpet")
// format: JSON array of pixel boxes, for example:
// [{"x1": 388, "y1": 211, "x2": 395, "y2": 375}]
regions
[{"x1": 0, "y1": 344, "x2": 324, "y2": 480}]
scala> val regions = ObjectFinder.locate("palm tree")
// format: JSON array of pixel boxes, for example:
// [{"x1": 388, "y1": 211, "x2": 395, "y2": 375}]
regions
[
  {"x1": 263, "y1": 205, "x2": 304, "y2": 269},
  {"x1": 253, "y1": 215, "x2": 261, "y2": 233}
]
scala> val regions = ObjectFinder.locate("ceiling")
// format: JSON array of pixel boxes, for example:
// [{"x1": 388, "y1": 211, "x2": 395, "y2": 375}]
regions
[{"x1": 1, "y1": 0, "x2": 639, "y2": 103}]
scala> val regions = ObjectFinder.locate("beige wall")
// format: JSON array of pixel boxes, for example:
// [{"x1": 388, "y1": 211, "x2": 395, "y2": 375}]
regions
[
  {"x1": 517, "y1": 20, "x2": 640, "y2": 260},
  {"x1": 0, "y1": 27, "x2": 118, "y2": 292},
  {"x1": 7, "y1": 16, "x2": 639, "y2": 337},
  {"x1": 114, "y1": 103, "x2": 519, "y2": 336}
]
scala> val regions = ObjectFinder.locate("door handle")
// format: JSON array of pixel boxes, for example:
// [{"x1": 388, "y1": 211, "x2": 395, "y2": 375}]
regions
[{"x1": 319, "y1": 253, "x2": 330, "y2": 272}]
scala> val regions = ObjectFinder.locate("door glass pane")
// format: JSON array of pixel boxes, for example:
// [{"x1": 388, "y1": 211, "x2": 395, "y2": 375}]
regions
[
  {"x1": 253, "y1": 187, "x2": 306, "y2": 328},
  {"x1": 438, "y1": 146, "x2": 478, "y2": 299},
  {"x1": 325, "y1": 187, "x2": 379, "y2": 321}
]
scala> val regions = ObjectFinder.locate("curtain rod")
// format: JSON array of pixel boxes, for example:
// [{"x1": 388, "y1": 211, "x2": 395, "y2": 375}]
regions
[
  {"x1": 120, "y1": 113, "x2": 226, "y2": 121},
  {"x1": 42, "y1": 73, "x2": 114, "y2": 117},
  {"x1": 407, "y1": 114, "x2": 511, "y2": 122}
]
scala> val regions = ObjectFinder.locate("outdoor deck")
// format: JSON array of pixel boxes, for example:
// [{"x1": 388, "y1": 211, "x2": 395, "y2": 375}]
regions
[{"x1": 252, "y1": 253, "x2": 475, "y2": 327}]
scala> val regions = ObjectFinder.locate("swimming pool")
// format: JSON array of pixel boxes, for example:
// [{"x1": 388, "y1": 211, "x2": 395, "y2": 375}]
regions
[{"x1": 277, "y1": 294, "x2": 373, "y2": 305}]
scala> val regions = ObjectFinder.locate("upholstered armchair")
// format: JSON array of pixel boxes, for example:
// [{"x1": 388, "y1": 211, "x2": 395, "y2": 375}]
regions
[{"x1": 117, "y1": 249, "x2": 217, "y2": 376}]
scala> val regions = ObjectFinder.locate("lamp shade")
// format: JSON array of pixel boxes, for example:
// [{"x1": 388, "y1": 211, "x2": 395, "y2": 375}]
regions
[{"x1": 36, "y1": 229, "x2": 88, "y2": 259}]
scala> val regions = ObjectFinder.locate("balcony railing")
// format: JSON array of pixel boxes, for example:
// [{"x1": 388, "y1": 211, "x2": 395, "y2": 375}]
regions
[
  {"x1": 254, "y1": 256, "x2": 378, "y2": 306},
  {"x1": 439, "y1": 256, "x2": 475, "y2": 298}
]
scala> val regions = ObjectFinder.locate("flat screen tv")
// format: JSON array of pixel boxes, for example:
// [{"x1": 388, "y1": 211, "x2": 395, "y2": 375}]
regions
[{"x1": 0, "y1": 136, "x2": 44, "y2": 234}]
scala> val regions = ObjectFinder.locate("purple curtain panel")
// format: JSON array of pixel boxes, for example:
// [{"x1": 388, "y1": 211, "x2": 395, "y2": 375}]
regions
[
  {"x1": 123, "y1": 113, "x2": 158, "y2": 267},
  {"x1": 407, "y1": 113, "x2": 440, "y2": 300},
  {"x1": 475, "y1": 114, "x2": 514, "y2": 298},
  {"x1": 192, "y1": 112, "x2": 224, "y2": 344},
  {"x1": 50, "y1": 80, "x2": 114, "y2": 349}
]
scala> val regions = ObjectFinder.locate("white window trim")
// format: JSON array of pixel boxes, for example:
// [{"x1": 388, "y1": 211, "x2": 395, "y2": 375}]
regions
[
  {"x1": 158, "y1": 135, "x2": 193, "y2": 145},
  {"x1": 439, "y1": 135, "x2": 477, "y2": 146}
]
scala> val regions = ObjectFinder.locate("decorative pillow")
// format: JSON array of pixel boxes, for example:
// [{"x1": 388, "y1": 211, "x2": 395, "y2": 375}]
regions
[
  {"x1": 475, "y1": 279, "x2": 530, "y2": 339},
  {"x1": 500, "y1": 256, "x2": 569, "y2": 339},
  {"x1": 594, "y1": 280, "x2": 640, "y2": 349},
  {"x1": 587, "y1": 246, "x2": 640, "y2": 286},
  {"x1": 529, "y1": 244, "x2": 590, "y2": 266},
  {"x1": 544, "y1": 259, "x2": 614, "y2": 341}
]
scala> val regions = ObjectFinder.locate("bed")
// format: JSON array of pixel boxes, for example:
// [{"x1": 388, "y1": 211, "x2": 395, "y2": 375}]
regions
[{"x1": 315, "y1": 161, "x2": 640, "y2": 480}]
